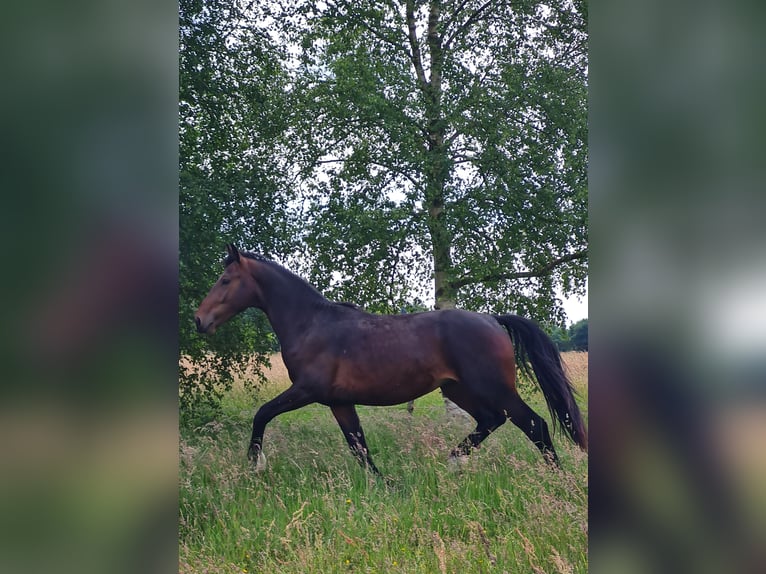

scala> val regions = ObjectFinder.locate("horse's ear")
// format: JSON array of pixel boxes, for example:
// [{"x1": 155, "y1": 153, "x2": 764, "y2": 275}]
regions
[{"x1": 226, "y1": 243, "x2": 240, "y2": 262}]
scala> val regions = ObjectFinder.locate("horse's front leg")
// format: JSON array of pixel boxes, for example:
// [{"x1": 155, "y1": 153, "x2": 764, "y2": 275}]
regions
[{"x1": 248, "y1": 385, "x2": 314, "y2": 469}]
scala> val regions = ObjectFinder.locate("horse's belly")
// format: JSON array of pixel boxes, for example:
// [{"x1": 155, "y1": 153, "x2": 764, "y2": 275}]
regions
[{"x1": 331, "y1": 357, "x2": 453, "y2": 406}]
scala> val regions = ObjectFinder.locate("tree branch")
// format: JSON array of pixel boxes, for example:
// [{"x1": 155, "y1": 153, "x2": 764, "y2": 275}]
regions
[
  {"x1": 443, "y1": 0, "x2": 499, "y2": 52},
  {"x1": 450, "y1": 249, "x2": 588, "y2": 290},
  {"x1": 335, "y1": 0, "x2": 414, "y2": 62},
  {"x1": 442, "y1": 0, "x2": 474, "y2": 32},
  {"x1": 405, "y1": 0, "x2": 428, "y2": 89},
  {"x1": 310, "y1": 154, "x2": 424, "y2": 193}
]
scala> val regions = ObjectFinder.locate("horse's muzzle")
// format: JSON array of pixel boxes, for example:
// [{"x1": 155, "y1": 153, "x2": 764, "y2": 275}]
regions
[{"x1": 194, "y1": 316, "x2": 205, "y2": 333}]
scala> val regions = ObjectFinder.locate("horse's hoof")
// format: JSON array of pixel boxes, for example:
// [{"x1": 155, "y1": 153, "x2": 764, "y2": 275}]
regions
[
  {"x1": 543, "y1": 451, "x2": 561, "y2": 468},
  {"x1": 447, "y1": 453, "x2": 469, "y2": 472},
  {"x1": 248, "y1": 450, "x2": 267, "y2": 472},
  {"x1": 254, "y1": 452, "x2": 267, "y2": 472}
]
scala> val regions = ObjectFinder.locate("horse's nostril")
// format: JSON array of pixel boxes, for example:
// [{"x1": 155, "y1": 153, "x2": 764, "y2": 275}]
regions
[{"x1": 195, "y1": 316, "x2": 202, "y2": 331}]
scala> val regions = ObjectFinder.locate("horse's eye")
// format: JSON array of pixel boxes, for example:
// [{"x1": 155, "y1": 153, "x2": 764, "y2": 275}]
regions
[{"x1": 221, "y1": 278, "x2": 230, "y2": 285}]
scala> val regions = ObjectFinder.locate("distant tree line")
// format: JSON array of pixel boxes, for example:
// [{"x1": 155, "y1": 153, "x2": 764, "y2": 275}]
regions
[{"x1": 550, "y1": 318, "x2": 588, "y2": 352}]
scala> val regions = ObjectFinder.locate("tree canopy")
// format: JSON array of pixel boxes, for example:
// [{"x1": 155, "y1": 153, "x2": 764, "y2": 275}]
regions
[{"x1": 179, "y1": 0, "x2": 588, "y2": 413}]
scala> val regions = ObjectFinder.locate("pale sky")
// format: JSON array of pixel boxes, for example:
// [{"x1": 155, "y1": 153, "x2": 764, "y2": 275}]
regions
[{"x1": 562, "y1": 280, "x2": 588, "y2": 325}]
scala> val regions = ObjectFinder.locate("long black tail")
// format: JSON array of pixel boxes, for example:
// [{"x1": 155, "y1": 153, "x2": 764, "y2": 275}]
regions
[{"x1": 494, "y1": 314, "x2": 588, "y2": 451}]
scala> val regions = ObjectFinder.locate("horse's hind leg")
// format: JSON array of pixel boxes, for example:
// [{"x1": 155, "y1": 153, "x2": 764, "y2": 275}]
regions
[
  {"x1": 441, "y1": 383, "x2": 506, "y2": 458},
  {"x1": 330, "y1": 405, "x2": 382, "y2": 477},
  {"x1": 504, "y1": 393, "x2": 560, "y2": 465}
]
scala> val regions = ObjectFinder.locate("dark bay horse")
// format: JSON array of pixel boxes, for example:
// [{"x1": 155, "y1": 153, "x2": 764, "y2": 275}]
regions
[{"x1": 195, "y1": 244, "x2": 587, "y2": 475}]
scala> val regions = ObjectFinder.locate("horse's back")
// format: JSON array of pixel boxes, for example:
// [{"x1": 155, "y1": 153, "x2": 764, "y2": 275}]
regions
[{"x1": 327, "y1": 308, "x2": 512, "y2": 370}]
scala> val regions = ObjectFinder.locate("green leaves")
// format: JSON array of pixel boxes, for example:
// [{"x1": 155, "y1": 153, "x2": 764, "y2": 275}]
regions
[
  {"x1": 281, "y1": 0, "x2": 588, "y2": 319},
  {"x1": 179, "y1": 0, "x2": 295, "y2": 414},
  {"x1": 180, "y1": 0, "x2": 588, "y2": 412}
]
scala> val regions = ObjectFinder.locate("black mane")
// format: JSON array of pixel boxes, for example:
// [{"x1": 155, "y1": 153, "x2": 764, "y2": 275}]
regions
[
  {"x1": 225, "y1": 250, "x2": 271, "y2": 267},
  {"x1": 337, "y1": 301, "x2": 362, "y2": 310},
  {"x1": 228, "y1": 249, "x2": 328, "y2": 302}
]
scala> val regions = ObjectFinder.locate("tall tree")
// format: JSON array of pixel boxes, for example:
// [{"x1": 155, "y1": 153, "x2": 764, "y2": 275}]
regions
[
  {"x1": 179, "y1": 0, "x2": 588, "y2": 414},
  {"x1": 269, "y1": 0, "x2": 587, "y2": 320}
]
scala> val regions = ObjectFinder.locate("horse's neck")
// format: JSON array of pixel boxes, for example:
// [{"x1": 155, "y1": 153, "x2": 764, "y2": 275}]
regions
[{"x1": 258, "y1": 266, "x2": 326, "y2": 347}]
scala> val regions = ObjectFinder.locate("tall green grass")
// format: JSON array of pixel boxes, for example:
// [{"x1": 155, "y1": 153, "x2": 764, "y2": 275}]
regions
[{"x1": 180, "y1": 367, "x2": 587, "y2": 573}]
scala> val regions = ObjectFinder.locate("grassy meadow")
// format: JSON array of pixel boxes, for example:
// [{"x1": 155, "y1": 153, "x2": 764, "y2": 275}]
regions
[{"x1": 179, "y1": 352, "x2": 588, "y2": 573}]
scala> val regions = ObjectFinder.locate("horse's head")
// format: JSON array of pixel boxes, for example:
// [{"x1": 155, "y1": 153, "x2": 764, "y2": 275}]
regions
[{"x1": 194, "y1": 244, "x2": 261, "y2": 334}]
